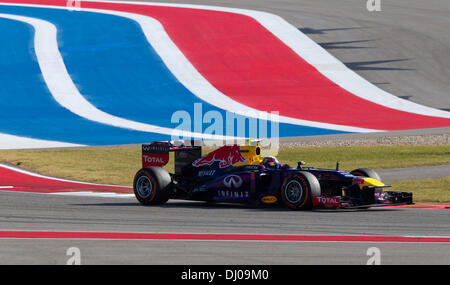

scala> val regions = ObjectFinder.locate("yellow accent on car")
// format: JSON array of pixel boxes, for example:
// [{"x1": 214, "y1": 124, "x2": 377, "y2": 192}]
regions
[
  {"x1": 359, "y1": 178, "x2": 385, "y2": 189},
  {"x1": 260, "y1": 196, "x2": 278, "y2": 204},
  {"x1": 233, "y1": 145, "x2": 262, "y2": 166}
]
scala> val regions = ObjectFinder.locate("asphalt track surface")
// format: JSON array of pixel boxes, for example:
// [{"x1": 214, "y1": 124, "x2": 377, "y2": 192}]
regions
[
  {"x1": 0, "y1": 191, "x2": 449, "y2": 265},
  {"x1": 1, "y1": 0, "x2": 449, "y2": 265},
  {"x1": 377, "y1": 164, "x2": 450, "y2": 181},
  {"x1": 0, "y1": 162, "x2": 449, "y2": 265}
]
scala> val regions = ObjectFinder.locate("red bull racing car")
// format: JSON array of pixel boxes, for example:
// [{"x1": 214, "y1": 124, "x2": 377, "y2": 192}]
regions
[{"x1": 133, "y1": 141, "x2": 413, "y2": 210}]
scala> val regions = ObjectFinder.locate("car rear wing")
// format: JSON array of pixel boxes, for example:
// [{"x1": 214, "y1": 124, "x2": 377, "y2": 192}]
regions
[{"x1": 142, "y1": 141, "x2": 202, "y2": 175}]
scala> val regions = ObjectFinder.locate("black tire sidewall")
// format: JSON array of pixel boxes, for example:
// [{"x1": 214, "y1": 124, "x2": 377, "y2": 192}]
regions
[
  {"x1": 281, "y1": 173, "x2": 311, "y2": 210},
  {"x1": 133, "y1": 167, "x2": 172, "y2": 205}
]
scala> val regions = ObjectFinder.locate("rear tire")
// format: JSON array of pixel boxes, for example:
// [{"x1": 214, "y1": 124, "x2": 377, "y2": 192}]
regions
[
  {"x1": 134, "y1": 167, "x2": 173, "y2": 205},
  {"x1": 281, "y1": 171, "x2": 321, "y2": 210}
]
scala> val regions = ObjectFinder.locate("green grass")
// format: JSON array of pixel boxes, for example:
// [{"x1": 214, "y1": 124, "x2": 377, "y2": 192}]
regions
[
  {"x1": 0, "y1": 145, "x2": 449, "y2": 202},
  {"x1": 276, "y1": 145, "x2": 450, "y2": 170},
  {"x1": 386, "y1": 176, "x2": 450, "y2": 203},
  {"x1": 0, "y1": 147, "x2": 142, "y2": 186}
]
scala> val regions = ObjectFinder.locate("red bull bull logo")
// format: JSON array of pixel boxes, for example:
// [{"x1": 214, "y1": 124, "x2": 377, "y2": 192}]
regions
[{"x1": 192, "y1": 145, "x2": 246, "y2": 168}]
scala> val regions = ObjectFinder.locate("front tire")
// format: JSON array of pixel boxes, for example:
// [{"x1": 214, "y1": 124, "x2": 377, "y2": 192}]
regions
[
  {"x1": 351, "y1": 168, "x2": 383, "y2": 197},
  {"x1": 281, "y1": 172, "x2": 320, "y2": 210},
  {"x1": 350, "y1": 168, "x2": 381, "y2": 181},
  {"x1": 133, "y1": 167, "x2": 173, "y2": 205}
]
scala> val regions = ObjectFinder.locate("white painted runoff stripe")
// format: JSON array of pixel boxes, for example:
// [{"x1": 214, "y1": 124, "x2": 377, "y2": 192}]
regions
[
  {"x1": 50, "y1": 191, "x2": 134, "y2": 198},
  {"x1": 106, "y1": 7, "x2": 378, "y2": 133},
  {"x1": 1, "y1": 0, "x2": 449, "y2": 140},
  {"x1": 0, "y1": 13, "x2": 241, "y2": 142},
  {"x1": 0, "y1": 3, "x2": 379, "y2": 134},
  {"x1": 0, "y1": 132, "x2": 83, "y2": 149},
  {"x1": 86, "y1": 4, "x2": 379, "y2": 133},
  {"x1": 0, "y1": 186, "x2": 14, "y2": 189},
  {"x1": 0, "y1": 163, "x2": 131, "y2": 189},
  {"x1": 109, "y1": 1, "x2": 450, "y2": 119}
]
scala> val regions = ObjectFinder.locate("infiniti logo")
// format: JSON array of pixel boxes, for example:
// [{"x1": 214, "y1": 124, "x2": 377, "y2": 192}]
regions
[{"x1": 223, "y1": 175, "x2": 243, "y2": 189}]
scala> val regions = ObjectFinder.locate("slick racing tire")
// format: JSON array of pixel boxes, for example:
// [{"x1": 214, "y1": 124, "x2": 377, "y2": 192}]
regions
[
  {"x1": 134, "y1": 167, "x2": 173, "y2": 205},
  {"x1": 350, "y1": 168, "x2": 383, "y2": 197},
  {"x1": 350, "y1": 168, "x2": 382, "y2": 181},
  {"x1": 281, "y1": 171, "x2": 321, "y2": 210}
]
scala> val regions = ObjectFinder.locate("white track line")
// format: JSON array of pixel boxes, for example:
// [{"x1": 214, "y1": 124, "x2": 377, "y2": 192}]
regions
[
  {"x1": 107, "y1": 0, "x2": 450, "y2": 119},
  {"x1": 0, "y1": 12, "x2": 240, "y2": 143},
  {"x1": 49, "y1": 191, "x2": 134, "y2": 198},
  {"x1": 0, "y1": 2, "x2": 380, "y2": 134},
  {"x1": 0, "y1": 163, "x2": 131, "y2": 189},
  {"x1": 2, "y1": 0, "x2": 448, "y2": 143},
  {"x1": 109, "y1": 6, "x2": 379, "y2": 133},
  {"x1": 0, "y1": 132, "x2": 83, "y2": 149},
  {"x1": 0, "y1": 163, "x2": 134, "y2": 198},
  {"x1": 0, "y1": 188, "x2": 135, "y2": 199}
]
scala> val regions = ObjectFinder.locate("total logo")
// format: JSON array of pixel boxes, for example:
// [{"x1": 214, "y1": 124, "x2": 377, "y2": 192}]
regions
[
  {"x1": 223, "y1": 175, "x2": 243, "y2": 189},
  {"x1": 143, "y1": 155, "x2": 166, "y2": 164},
  {"x1": 313, "y1": 196, "x2": 341, "y2": 207}
]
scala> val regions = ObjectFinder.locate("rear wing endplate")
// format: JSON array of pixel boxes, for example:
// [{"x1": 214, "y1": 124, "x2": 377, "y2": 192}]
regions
[{"x1": 142, "y1": 141, "x2": 201, "y2": 174}]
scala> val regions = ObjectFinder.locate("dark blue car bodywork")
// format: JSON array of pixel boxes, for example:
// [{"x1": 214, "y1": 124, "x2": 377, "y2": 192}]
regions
[{"x1": 134, "y1": 142, "x2": 413, "y2": 209}]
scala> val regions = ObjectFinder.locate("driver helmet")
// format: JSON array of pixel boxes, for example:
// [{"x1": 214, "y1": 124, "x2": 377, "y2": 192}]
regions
[{"x1": 262, "y1": 156, "x2": 280, "y2": 169}]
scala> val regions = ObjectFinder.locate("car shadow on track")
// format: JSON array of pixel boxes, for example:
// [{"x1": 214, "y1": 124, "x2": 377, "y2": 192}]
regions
[{"x1": 70, "y1": 200, "x2": 402, "y2": 213}]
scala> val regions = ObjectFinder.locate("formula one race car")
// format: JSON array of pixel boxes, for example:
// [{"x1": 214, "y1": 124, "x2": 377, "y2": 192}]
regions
[{"x1": 133, "y1": 141, "x2": 413, "y2": 210}]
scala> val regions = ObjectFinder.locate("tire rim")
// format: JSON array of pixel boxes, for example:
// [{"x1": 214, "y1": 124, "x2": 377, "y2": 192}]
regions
[
  {"x1": 136, "y1": 176, "x2": 153, "y2": 199},
  {"x1": 284, "y1": 180, "x2": 304, "y2": 204}
]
